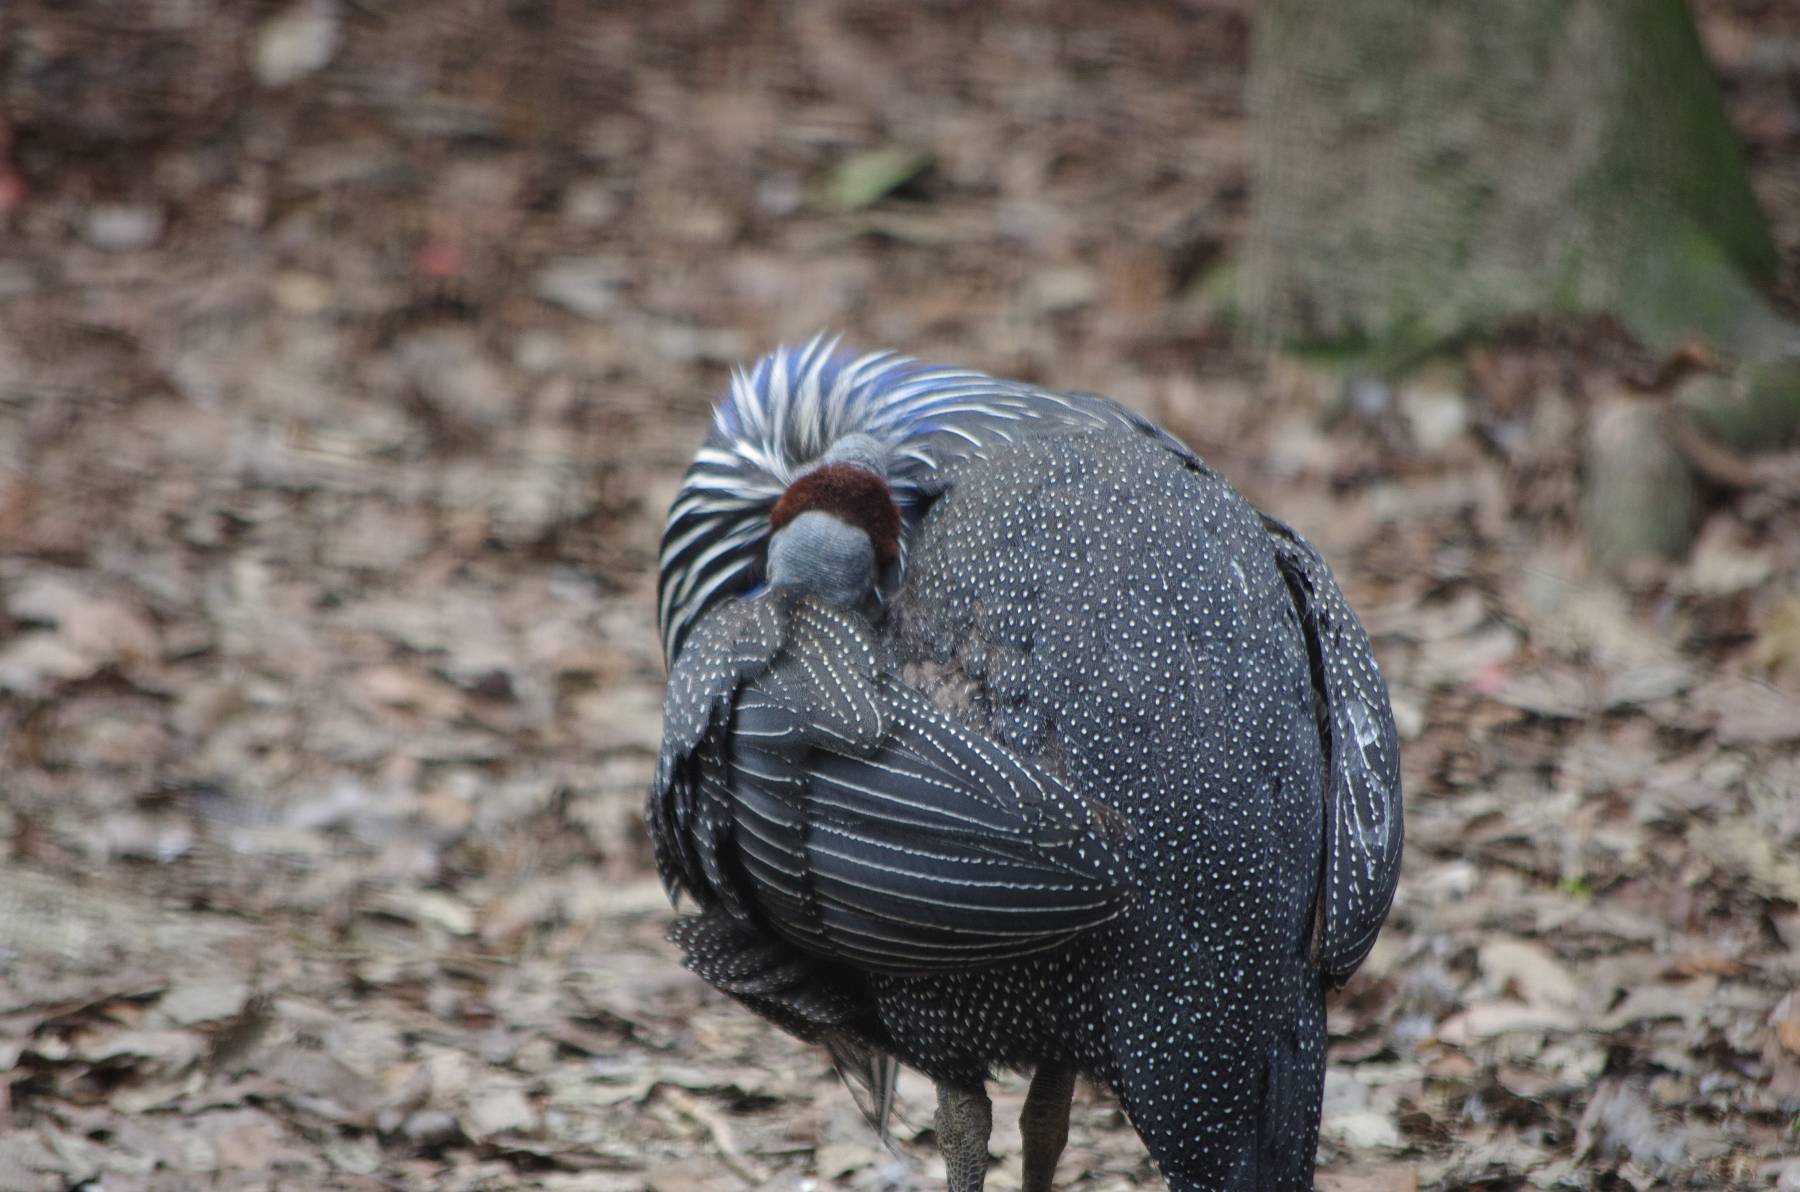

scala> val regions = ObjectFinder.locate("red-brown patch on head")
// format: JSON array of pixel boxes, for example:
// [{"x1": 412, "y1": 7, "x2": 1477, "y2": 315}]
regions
[{"x1": 769, "y1": 463, "x2": 901, "y2": 565}]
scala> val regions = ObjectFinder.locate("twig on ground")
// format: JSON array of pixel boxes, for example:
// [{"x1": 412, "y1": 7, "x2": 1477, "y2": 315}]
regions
[{"x1": 659, "y1": 1084, "x2": 772, "y2": 1186}]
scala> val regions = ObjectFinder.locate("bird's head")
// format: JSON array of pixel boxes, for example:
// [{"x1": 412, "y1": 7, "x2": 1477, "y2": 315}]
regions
[
  {"x1": 765, "y1": 433, "x2": 901, "y2": 609},
  {"x1": 658, "y1": 336, "x2": 1139, "y2": 664}
]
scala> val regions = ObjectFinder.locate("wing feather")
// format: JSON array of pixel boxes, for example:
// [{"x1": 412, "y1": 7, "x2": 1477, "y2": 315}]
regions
[
  {"x1": 649, "y1": 589, "x2": 1131, "y2": 979},
  {"x1": 1262, "y1": 514, "x2": 1404, "y2": 984}
]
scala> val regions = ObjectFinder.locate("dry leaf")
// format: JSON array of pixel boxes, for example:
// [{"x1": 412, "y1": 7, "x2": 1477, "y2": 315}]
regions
[
  {"x1": 462, "y1": 1079, "x2": 539, "y2": 1140},
  {"x1": 1478, "y1": 938, "x2": 1583, "y2": 1011},
  {"x1": 1770, "y1": 993, "x2": 1800, "y2": 1057},
  {"x1": 1436, "y1": 1002, "x2": 1579, "y2": 1045},
  {"x1": 158, "y1": 980, "x2": 251, "y2": 1026},
  {"x1": 1319, "y1": 1164, "x2": 1420, "y2": 1192}
]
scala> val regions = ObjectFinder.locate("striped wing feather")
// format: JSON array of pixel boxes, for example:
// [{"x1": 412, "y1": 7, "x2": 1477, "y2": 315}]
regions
[
  {"x1": 1262, "y1": 514, "x2": 1404, "y2": 984},
  {"x1": 653, "y1": 591, "x2": 1131, "y2": 978}
]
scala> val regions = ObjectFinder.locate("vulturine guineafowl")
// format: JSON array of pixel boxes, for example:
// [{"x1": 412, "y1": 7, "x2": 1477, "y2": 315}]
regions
[{"x1": 648, "y1": 338, "x2": 1403, "y2": 1191}]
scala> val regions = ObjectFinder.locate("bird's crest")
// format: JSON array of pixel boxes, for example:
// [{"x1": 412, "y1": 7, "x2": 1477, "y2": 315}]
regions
[{"x1": 658, "y1": 334, "x2": 1144, "y2": 664}]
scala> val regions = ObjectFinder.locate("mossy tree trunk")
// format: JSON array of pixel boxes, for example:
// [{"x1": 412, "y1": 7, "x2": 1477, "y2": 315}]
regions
[{"x1": 1244, "y1": 0, "x2": 1786, "y2": 363}]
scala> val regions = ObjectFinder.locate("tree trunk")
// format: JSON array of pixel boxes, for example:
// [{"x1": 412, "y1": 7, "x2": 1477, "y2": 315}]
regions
[{"x1": 1244, "y1": 0, "x2": 1786, "y2": 363}]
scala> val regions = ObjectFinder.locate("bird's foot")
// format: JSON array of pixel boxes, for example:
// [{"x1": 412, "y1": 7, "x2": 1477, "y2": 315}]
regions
[
  {"x1": 1020, "y1": 1063, "x2": 1076, "y2": 1192},
  {"x1": 933, "y1": 1081, "x2": 992, "y2": 1192}
]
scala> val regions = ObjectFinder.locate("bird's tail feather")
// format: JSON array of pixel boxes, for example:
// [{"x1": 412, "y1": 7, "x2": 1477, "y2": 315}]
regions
[
  {"x1": 669, "y1": 909, "x2": 903, "y2": 1139},
  {"x1": 826, "y1": 1036, "x2": 902, "y2": 1143}
]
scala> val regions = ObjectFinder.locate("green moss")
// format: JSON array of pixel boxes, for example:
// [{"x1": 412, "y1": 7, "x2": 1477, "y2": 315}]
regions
[
  {"x1": 1609, "y1": 218, "x2": 1767, "y2": 352},
  {"x1": 1681, "y1": 357, "x2": 1800, "y2": 452},
  {"x1": 1250, "y1": 0, "x2": 1783, "y2": 368}
]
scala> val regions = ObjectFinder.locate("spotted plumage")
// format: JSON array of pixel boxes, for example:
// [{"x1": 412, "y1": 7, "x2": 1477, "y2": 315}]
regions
[{"x1": 649, "y1": 340, "x2": 1403, "y2": 1191}]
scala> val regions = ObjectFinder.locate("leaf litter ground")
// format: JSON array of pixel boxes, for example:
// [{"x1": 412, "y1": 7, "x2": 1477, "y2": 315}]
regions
[{"x1": 2, "y1": 2, "x2": 1799, "y2": 1189}]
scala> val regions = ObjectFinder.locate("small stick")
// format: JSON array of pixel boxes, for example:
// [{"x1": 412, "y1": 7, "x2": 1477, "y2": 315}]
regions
[{"x1": 659, "y1": 1085, "x2": 772, "y2": 1186}]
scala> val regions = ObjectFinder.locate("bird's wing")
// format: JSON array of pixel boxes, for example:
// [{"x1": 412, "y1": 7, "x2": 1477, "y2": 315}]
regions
[
  {"x1": 1261, "y1": 515, "x2": 1404, "y2": 984},
  {"x1": 654, "y1": 592, "x2": 1133, "y2": 977},
  {"x1": 648, "y1": 594, "x2": 791, "y2": 907}
]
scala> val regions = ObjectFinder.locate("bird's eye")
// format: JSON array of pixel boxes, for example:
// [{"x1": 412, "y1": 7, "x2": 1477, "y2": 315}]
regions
[{"x1": 904, "y1": 491, "x2": 942, "y2": 529}]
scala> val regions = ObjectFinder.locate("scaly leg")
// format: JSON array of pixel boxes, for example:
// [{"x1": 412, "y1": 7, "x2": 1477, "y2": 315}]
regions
[
  {"x1": 1019, "y1": 1063, "x2": 1076, "y2": 1192},
  {"x1": 933, "y1": 1081, "x2": 992, "y2": 1192}
]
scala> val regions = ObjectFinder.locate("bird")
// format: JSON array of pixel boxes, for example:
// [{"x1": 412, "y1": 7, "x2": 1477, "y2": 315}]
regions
[{"x1": 648, "y1": 336, "x2": 1403, "y2": 1191}]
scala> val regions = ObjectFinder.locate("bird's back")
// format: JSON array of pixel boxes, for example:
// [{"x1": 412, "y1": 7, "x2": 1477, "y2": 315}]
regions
[{"x1": 883, "y1": 427, "x2": 1329, "y2": 1187}]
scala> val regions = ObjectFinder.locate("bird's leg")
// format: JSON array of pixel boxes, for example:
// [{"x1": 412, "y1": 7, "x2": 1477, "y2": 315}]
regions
[
  {"x1": 933, "y1": 1081, "x2": 992, "y2": 1192},
  {"x1": 1019, "y1": 1063, "x2": 1076, "y2": 1192}
]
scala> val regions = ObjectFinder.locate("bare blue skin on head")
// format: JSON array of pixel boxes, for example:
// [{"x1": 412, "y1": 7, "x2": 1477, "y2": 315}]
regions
[
  {"x1": 810, "y1": 432, "x2": 887, "y2": 478},
  {"x1": 766, "y1": 509, "x2": 876, "y2": 608},
  {"x1": 767, "y1": 434, "x2": 891, "y2": 608}
]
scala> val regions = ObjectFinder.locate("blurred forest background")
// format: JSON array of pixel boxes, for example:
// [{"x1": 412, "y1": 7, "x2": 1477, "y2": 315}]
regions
[{"x1": 2, "y1": 1, "x2": 1799, "y2": 1189}]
